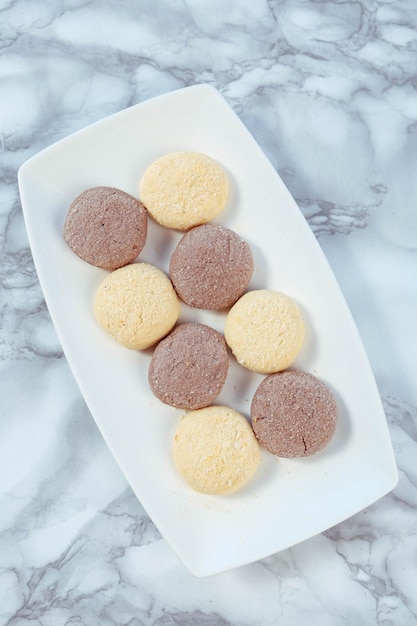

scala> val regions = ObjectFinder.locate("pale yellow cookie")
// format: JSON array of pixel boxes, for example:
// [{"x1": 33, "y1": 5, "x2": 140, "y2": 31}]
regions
[
  {"x1": 172, "y1": 406, "x2": 260, "y2": 495},
  {"x1": 224, "y1": 290, "x2": 305, "y2": 374},
  {"x1": 139, "y1": 151, "x2": 228, "y2": 230},
  {"x1": 94, "y1": 263, "x2": 180, "y2": 350}
]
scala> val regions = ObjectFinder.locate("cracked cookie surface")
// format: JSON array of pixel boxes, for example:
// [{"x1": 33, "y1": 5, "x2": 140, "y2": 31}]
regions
[{"x1": 251, "y1": 370, "x2": 338, "y2": 457}]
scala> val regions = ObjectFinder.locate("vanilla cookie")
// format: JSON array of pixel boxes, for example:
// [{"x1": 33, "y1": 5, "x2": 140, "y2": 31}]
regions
[
  {"x1": 139, "y1": 152, "x2": 228, "y2": 230},
  {"x1": 64, "y1": 186, "x2": 147, "y2": 270},
  {"x1": 173, "y1": 406, "x2": 260, "y2": 495},
  {"x1": 224, "y1": 290, "x2": 305, "y2": 373},
  {"x1": 93, "y1": 263, "x2": 180, "y2": 350},
  {"x1": 169, "y1": 223, "x2": 254, "y2": 310},
  {"x1": 148, "y1": 323, "x2": 229, "y2": 409},
  {"x1": 251, "y1": 370, "x2": 338, "y2": 457}
]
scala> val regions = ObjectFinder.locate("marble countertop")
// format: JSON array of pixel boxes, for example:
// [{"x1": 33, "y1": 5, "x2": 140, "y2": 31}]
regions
[{"x1": 1, "y1": 0, "x2": 416, "y2": 624}]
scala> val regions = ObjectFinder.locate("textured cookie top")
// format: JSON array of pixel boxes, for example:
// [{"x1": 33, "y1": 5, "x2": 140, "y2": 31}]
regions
[
  {"x1": 93, "y1": 262, "x2": 180, "y2": 350},
  {"x1": 64, "y1": 186, "x2": 148, "y2": 270},
  {"x1": 139, "y1": 152, "x2": 228, "y2": 230},
  {"x1": 173, "y1": 406, "x2": 260, "y2": 495},
  {"x1": 169, "y1": 223, "x2": 254, "y2": 310},
  {"x1": 224, "y1": 289, "x2": 305, "y2": 373},
  {"x1": 148, "y1": 323, "x2": 229, "y2": 410},
  {"x1": 251, "y1": 370, "x2": 338, "y2": 457}
]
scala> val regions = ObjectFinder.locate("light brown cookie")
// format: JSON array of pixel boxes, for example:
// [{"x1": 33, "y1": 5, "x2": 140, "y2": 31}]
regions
[
  {"x1": 148, "y1": 323, "x2": 229, "y2": 409},
  {"x1": 64, "y1": 186, "x2": 147, "y2": 270},
  {"x1": 169, "y1": 223, "x2": 254, "y2": 310},
  {"x1": 139, "y1": 152, "x2": 228, "y2": 230},
  {"x1": 224, "y1": 290, "x2": 305, "y2": 373},
  {"x1": 251, "y1": 370, "x2": 338, "y2": 457},
  {"x1": 173, "y1": 406, "x2": 260, "y2": 495},
  {"x1": 93, "y1": 262, "x2": 180, "y2": 350}
]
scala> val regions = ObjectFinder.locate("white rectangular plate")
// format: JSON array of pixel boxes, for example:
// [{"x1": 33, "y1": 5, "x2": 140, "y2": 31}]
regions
[{"x1": 18, "y1": 85, "x2": 397, "y2": 577}]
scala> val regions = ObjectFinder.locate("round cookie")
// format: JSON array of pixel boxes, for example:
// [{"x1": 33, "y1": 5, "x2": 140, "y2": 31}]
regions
[
  {"x1": 93, "y1": 263, "x2": 180, "y2": 350},
  {"x1": 169, "y1": 223, "x2": 254, "y2": 310},
  {"x1": 64, "y1": 186, "x2": 148, "y2": 270},
  {"x1": 148, "y1": 323, "x2": 229, "y2": 410},
  {"x1": 173, "y1": 406, "x2": 260, "y2": 495},
  {"x1": 139, "y1": 152, "x2": 228, "y2": 230},
  {"x1": 251, "y1": 370, "x2": 338, "y2": 457},
  {"x1": 224, "y1": 290, "x2": 305, "y2": 373}
]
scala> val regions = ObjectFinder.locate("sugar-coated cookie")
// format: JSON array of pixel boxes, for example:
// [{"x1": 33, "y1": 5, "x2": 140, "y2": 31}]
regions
[
  {"x1": 173, "y1": 406, "x2": 260, "y2": 495},
  {"x1": 169, "y1": 223, "x2": 254, "y2": 310},
  {"x1": 251, "y1": 370, "x2": 338, "y2": 457},
  {"x1": 93, "y1": 263, "x2": 180, "y2": 350},
  {"x1": 148, "y1": 323, "x2": 229, "y2": 409},
  {"x1": 224, "y1": 290, "x2": 305, "y2": 373},
  {"x1": 139, "y1": 152, "x2": 228, "y2": 230},
  {"x1": 64, "y1": 186, "x2": 147, "y2": 270}
]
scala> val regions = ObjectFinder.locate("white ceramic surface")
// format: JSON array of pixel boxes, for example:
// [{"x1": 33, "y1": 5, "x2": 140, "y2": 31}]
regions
[{"x1": 18, "y1": 85, "x2": 397, "y2": 577}]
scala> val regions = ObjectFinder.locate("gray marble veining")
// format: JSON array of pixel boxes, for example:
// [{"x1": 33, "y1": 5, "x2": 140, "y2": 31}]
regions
[{"x1": 1, "y1": 0, "x2": 417, "y2": 624}]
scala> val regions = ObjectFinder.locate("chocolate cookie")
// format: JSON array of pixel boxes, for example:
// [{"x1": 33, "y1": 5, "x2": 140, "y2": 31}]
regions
[
  {"x1": 64, "y1": 186, "x2": 148, "y2": 270},
  {"x1": 148, "y1": 323, "x2": 229, "y2": 409},
  {"x1": 169, "y1": 223, "x2": 254, "y2": 310},
  {"x1": 251, "y1": 370, "x2": 337, "y2": 457}
]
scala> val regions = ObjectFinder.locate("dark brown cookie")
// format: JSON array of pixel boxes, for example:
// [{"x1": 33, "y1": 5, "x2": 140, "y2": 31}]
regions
[
  {"x1": 148, "y1": 323, "x2": 229, "y2": 409},
  {"x1": 169, "y1": 223, "x2": 254, "y2": 310},
  {"x1": 251, "y1": 370, "x2": 338, "y2": 457},
  {"x1": 64, "y1": 186, "x2": 147, "y2": 270}
]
